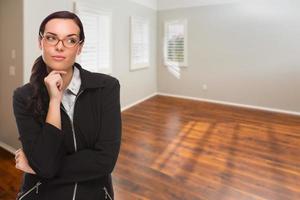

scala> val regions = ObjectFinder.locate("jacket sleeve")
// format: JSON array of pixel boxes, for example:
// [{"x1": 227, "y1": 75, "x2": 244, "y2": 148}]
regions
[
  {"x1": 13, "y1": 88, "x2": 65, "y2": 179},
  {"x1": 48, "y1": 78, "x2": 122, "y2": 184}
]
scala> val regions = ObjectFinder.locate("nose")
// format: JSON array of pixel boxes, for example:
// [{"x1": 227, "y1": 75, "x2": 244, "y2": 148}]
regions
[{"x1": 55, "y1": 40, "x2": 65, "y2": 51}]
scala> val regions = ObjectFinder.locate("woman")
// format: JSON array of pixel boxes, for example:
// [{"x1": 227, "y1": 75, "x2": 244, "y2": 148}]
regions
[{"x1": 13, "y1": 11, "x2": 121, "y2": 200}]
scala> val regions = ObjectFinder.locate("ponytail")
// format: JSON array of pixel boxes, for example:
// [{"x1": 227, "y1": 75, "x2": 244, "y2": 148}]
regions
[{"x1": 28, "y1": 56, "x2": 49, "y2": 124}]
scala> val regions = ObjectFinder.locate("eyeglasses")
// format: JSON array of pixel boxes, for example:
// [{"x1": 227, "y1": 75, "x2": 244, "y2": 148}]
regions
[{"x1": 40, "y1": 33, "x2": 83, "y2": 48}]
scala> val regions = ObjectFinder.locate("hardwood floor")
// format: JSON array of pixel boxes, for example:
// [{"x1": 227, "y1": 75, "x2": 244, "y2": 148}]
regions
[
  {"x1": 1, "y1": 95, "x2": 300, "y2": 199},
  {"x1": 113, "y1": 95, "x2": 300, "y2": 200},
  {"x1": 0, "y1": 147, "x2": 22, "y2": 199}
]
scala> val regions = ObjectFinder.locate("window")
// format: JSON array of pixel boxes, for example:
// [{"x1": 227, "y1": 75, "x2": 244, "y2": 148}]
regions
[
  {"x1": 74, "y1": 2, "x2": 112, "y2": 74},
  {"x1": 164, "y1": 20, "x2": 188, "y2": 67},
  {"x1": 130, "y1": 16, "x2": 150, "y2": 70}
]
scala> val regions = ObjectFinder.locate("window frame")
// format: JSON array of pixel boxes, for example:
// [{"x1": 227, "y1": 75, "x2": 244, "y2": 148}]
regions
[
  {"x1": 130, "y1": 16, "x2": 150, "y2": 71},
  {"x1": 164, "y1": 19, "x2": 188, "y2": 67},
  {"x1": 74, "y1": 2, "x2": 113, "y2": 74}
]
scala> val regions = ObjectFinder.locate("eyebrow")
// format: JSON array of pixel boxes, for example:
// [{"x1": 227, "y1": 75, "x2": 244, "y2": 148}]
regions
[{"x1": 45, "y1": 32, "x2": 79, "y2": 37}]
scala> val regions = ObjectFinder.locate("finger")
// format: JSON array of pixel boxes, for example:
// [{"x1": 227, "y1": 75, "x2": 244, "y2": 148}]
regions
[
  {"x1": 59, "y1": 71, "x2": 67, "y2": 76},
  {"x1": 46, "y1": 74, "x2": 63, "y2": 87},
  {"x1": 15, "y1": 160, "x2": 20, "y2": 168},
  {"x1": 46, "y1": 73, "x2": 63, "y2": 82},
  {"x1": 49, "y1": 70, "x2": 67, "y2": 76},
  {"x1": 18, "y1": 149, "x2": 24, "y2": 155},
  {"x1": 15, "y1": 148, "x2": 21, "y2": 154},
  {"x1": 15, "y1": 150, "x2": 21, "y2": 157},
  {"x1": 55, "y1": 79, "x2": 63, "y2": 90},
  {"x1": 51, "y1": 75, "x2": 63, "y2": 89},
  {"x1": 45, "y1": 71, "x2": 66, "y2": 82},
  {"x1": 58, "y1": 79, "x2": 63, "y2": 91},
  {"x1": 16, "y1": 164, "x2": 23, "y2": 171},
  {"x1": 49, "y1": 70, "x2": 67, "y2": 74}
]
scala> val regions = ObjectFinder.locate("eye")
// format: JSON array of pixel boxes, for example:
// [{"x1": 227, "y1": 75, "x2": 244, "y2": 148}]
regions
[
  {"x1": 66, "y1": 37, "x2": 78, "y2": 44},
  {"x1": 45, "y1": 35, "x2": 57, "y2": 42}
]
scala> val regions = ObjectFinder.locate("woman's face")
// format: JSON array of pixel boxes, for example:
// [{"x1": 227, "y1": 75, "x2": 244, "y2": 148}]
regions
[{"x1": 39, "y1": 18, "x2": 83, "y2": 72}]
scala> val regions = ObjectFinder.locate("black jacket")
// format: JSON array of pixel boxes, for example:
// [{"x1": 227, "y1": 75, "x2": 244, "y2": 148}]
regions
[{"x1": 13, "y1": 63, "x2": 121, "y2": 200}]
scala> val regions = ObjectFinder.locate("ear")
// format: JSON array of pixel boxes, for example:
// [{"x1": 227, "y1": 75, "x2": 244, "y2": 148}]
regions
[
  {"x1": 76, "y1": 42, "x2": 84, "y2": 55},
  {"x1": 38, "y1": 38, "x2": 42, "y2": 50}
]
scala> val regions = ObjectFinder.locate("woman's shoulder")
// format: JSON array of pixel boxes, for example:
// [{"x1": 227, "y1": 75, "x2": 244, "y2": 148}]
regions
[
  {"x1": 81, "y1": 68, "x2": 120, "y2": 89},
  {"x1": 93, "y1": 73, "x2": 119, "y2": 86},
  {"x1": 13, "y1": 83, "x2": 34, "y2": 101}
]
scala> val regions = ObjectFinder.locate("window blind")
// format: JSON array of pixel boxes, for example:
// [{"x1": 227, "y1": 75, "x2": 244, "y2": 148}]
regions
[
  {"x1": 75, "y1": 3, "x2": 112, "y2": 74},
  {"x1": 164, "y1": 20, "x2": 188, "y2": 67},
  {"x1": 130, "y1": 16, "x2": 150, "y2": 70}
]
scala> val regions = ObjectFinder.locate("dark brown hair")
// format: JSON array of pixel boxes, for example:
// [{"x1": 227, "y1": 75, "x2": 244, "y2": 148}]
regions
[{"x1": 29, "y1": 11, "x2": 85, "y2": 123}]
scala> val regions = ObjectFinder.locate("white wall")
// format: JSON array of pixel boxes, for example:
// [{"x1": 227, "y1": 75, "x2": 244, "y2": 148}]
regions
[
  {"x1": 129, "y1": 0, "x2": 157, "y2": 10},
  {"x1": 158, "y1": 0, "x2": 240, "y2": 10},
  {"x1": 0, "y1": 0, "x2": 24, "y2": 152},
  {"x1": 157, "y1": 0, "x2": 300, "y2": 114}
]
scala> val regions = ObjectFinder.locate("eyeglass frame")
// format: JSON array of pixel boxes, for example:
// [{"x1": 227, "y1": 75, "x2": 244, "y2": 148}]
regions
[{"x1": 39, "y1": 32, "x2": 84, "y2": 48}]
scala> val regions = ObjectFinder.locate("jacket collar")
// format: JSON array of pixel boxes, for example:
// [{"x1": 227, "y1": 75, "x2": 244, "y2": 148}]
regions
[
  {"x1": 74, "y1": 63, "x2": 105, "y2": 90},
  {"x1": 65, "y1": 65, "x2": 81, "y2": 95}
]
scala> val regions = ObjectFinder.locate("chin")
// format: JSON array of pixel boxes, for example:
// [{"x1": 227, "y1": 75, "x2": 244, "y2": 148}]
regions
[{"x1": 47, "y1": 61, "x2": 72, "y2": 72}]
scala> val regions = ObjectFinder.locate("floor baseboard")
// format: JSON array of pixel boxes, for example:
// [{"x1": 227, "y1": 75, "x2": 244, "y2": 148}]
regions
[
  {"x1": 158, "y1": 92, "x2": 300, "y2": 116},
  {"x1": 0, "y1": 141, "x2": 17, "y2": 155},
  {"x1": 121, "y1": 92, "x2": 157, "y2": 112}
]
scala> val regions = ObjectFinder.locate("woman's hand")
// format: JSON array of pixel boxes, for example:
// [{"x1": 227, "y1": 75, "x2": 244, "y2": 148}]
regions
[
  {"x1": 15, "y1": 149, "x2": 36, "y2": 174},
  {"x1": 44, "y1": 70, "x2": 67, "y2": 102}
]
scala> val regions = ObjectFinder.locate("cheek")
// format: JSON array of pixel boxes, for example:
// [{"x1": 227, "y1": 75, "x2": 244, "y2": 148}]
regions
[
  {"x1": 41, "y1": 48, "x2": 51, "y2": 63},
  {"x1": 41, "y1": 46, "x2": 52, "y2": 57},
  {"x1": 67, "y1": 50, "x2": 79, "y2": 62},
  {"x1": 42, "y1": 50, "x2": 55, "y2": 66}
]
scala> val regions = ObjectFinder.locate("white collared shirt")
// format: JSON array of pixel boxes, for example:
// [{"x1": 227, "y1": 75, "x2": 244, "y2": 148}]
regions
[{"x1": 61, "y1": 66, "x2": 81, "y2": 123}]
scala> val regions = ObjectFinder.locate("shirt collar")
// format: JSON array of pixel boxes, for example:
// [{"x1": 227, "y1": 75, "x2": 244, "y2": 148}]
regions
[{"x1": 66, "y1": 65, "x2": 81, "y2": 95}]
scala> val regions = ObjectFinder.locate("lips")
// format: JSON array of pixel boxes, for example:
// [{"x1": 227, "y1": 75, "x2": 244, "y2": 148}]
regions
[{"x1": 52, "y1": 55, "x2": 66, "y2": 61}]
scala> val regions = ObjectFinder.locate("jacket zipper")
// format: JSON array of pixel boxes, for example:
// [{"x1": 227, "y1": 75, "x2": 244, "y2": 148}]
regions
[
  {"x1": 61, "y1": 89, "x2": 84, "y2": 200},
  {"x1": 103, "y1": 186, "x2": 113, "y2": 200},
  {"x1": 18, "y1": 181, "x2": 41, "y2": 200}
]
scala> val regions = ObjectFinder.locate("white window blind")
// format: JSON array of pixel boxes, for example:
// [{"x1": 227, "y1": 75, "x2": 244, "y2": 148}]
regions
[
  {"x1": 130, "y1": 16, "x2": 150, "y2": 70},
  {"x1": 75, "y1": 3, "x2": 112, "y2": 74},
  {"x1": 164, "y1": 20, "x2": 188, "y2": 67}
]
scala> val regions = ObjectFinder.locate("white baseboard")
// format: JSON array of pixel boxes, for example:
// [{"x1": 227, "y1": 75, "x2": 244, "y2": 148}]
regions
[
  {"x1": 121, "y1": 92, "x2": 158, "y2": 112},
  {"x1": 158, "y1": 92, "x2": 300, "y2": 116},
  {"x1": 0, "y1": 141, "x2": 17, "y2": 155}
]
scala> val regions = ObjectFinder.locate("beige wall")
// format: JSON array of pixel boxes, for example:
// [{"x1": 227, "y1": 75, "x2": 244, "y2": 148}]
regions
[
  {"x1": 158, "y1": 1, "x2": 300, "y2": 113},
  {"x1": 0, "y1": 0, "x2": 23, "y2": 151}
]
